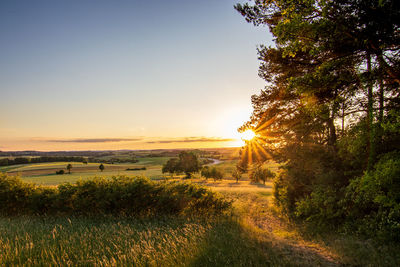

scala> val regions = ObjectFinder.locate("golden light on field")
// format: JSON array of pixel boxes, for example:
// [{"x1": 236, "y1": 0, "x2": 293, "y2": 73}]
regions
[{"x1": 241, "y1": 129, "x2": 256, "y2": 141}]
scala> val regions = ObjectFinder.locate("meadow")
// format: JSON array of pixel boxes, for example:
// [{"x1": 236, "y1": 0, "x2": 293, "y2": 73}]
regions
[
  {"x1": 1, "y1": 159, "x2": 400, "y2": 266},
  {"x1": 1, "y1": 179, "x2": 399, "y2": 266},
  {"x1": 1, "y1": 157, "x2": 171, "y2": 186}
]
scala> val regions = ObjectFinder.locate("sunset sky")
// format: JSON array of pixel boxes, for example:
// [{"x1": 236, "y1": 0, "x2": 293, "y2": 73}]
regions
[{"x1": 0, "y1": 0, "x2": 273, "y2": 151}]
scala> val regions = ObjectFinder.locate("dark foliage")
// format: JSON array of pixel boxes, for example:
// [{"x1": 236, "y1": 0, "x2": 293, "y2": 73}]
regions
[
  {"x1": 56, "y1": 170, "x2": 65, "y2": 175},
  {"x1": 0, "y1": 174, "x2": 231, "y2": 216},
  {"x1": 126, "y1": 167, "x2": 147, "y2": 171},
  {"x1": 235, "y1": 0, "x2": 400, "y2": 240},
  {"x1": 201, "y1": 166, "x2": 224, "y2": 181},
  {"x1": 0, "y1": 156, "x2": 88, "y2": 166},
  {"x1": 162, "y1": 151, "x2": 200, "y2": 178}
]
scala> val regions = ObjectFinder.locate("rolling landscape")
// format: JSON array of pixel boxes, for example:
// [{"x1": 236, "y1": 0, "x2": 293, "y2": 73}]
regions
[{"x1": 1, "y1": 0, "x2": 400, "y2": 266}]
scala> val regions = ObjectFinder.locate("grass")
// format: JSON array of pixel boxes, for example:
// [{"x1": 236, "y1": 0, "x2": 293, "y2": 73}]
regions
[
  {"x1": 2, "y1": 178, "x2": 398, "y2": 266},
  {"x1": 2, "y1": 157, "x2": 279, "y2": 186},
  {"x1": 0, "y1": 215, "x2": 285, "y2": 266},
  {"x1": 3, "y1": 157, "x2": 172, "y2": 185},
  {"x1": 1, "y1": 161, "x2": 400, "y2": 265}
]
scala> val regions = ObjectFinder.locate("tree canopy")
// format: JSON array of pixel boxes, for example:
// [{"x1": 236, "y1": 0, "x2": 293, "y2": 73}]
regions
[
  {"x1": 235, "y1": 0, "x2": 400, "y2": 240},
  {"x1": 162, "y1": 151, "x2": 200, "y2": 178}
]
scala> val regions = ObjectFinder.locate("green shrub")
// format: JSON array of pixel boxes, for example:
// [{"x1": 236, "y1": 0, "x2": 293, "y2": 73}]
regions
[
  {"x1": 273, "y1": 145, "x2": 345, "y2": 217},
  {"x1": 294, "y1": 185, "x2": 345, "y2": 230},
  {"x1": 56, "y1": 169, "x2": 65, "y2": 174},
  {"x1": 201, "y1": 166, "x2": 224, "y2": 181},
  {"x1": 0, "y1": 174, "x2": 231, "y2": 216},
  {"x1": 344, "y1": 152, "x2": 400, "y2": 240}
]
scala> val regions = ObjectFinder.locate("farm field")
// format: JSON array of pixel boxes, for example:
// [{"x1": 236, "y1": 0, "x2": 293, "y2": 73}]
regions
[
  {"x1": 1, "y1": 156, "x2": 279, "y2": 186},
  {"x1": 2, "y1": 157, "x2": 172, "y2": 185}
]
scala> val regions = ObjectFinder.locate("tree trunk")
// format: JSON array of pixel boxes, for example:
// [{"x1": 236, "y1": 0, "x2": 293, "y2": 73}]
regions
[
  {"x1": 378, "y1": 58, "x2": 385, "y2": 124},
  {"x1": 341, "y1": 102, "x2": 345, "y2": 135},
  {"x1": 327, "y1": 117, "x2": 337, "y2": 146},
  {"x1": 366, "y1": 51, "x2": 375, "y2": 170}
]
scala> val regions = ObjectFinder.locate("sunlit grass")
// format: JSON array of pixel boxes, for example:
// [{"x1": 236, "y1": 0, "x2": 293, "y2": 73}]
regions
[{"x1": 1, "y1": 178, "x2": 399, "y2": 266}]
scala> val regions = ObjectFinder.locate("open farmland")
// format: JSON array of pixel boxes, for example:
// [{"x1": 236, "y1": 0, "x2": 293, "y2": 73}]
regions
[{"x1": 2, "y1": 157, "x2": 171, "y2": 185}]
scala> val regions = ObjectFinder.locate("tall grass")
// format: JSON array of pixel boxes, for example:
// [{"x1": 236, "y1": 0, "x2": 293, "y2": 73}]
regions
[
  {"x1": 1, "y1": 175, "x2": 399, "y2": 266},
  {"x1": 0, "y1": 216, "x2": 276, "y2": 266}
]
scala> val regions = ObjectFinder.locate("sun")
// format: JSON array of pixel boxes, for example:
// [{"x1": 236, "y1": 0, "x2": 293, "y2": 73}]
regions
[{"x1": 241, "y1": 129, "x2": 256, "y2": 141}]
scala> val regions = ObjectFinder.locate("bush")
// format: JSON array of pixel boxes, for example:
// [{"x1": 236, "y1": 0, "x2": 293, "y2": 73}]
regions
[
  {"x1": 344, "y1": 151, "x2": 400, "y2": 240},
  {"x1": 0, "y1": 174, "x2": 231, "y2": 216},
  {"x1": 273, "y1": 144, "x2": 345, "y2": 217},
  {"x1": 201, "y1": 166, "x2": 224, "y2": 181}
]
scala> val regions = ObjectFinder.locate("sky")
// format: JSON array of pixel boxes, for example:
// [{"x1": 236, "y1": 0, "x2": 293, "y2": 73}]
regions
[{"x1": 0, "y1": 0, "x2": 273, "y2": 151}]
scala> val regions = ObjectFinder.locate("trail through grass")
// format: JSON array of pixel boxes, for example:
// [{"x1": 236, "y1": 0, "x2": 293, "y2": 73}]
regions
[{"x1": 1, "y1": 176, "x2": 399, "y2": 265}]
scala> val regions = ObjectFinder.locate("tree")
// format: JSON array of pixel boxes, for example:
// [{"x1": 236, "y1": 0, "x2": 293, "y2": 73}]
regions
[
  {"x1": 66, "y1": 164, "x2": 72, "y2": 174},
  {"x1": 250, "y1": 165, "x2": 275, "y2": 185},
  {"x1": 200, "y1": 166, "x2": 224, "y2": 181},
  {"x1": 201, "y1": 166, "x2": 210, "y2": 180},
  {"x1": 211, "y1": 167, "x2": 224, "y2": 181},
  {"x1": 178, "y1": 151, "x2": 200, "y2": 178},
  {"x1": 232, "y1": 169, "x2": 242, "y2": 183},
  {"x1": 235, "y1": 0, "x2": 400, "y2": 169},
  {"x1": 161, "y1": 151, "x2": 200, "y2": 179},
  {"x1": 162, "y1": 158, "x2": 180, "y2": 178},
  {"x1": 99, "y1": 164, "x2": 104, "y2": 172},
  {"x1": 234, "y1": 0, "x2": 400, "y2": 235}
]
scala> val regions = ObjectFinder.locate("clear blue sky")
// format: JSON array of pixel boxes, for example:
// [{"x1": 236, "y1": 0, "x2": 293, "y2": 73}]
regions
[{"x1": 0, "y1": 0, "x2": 273, "y2": 151}]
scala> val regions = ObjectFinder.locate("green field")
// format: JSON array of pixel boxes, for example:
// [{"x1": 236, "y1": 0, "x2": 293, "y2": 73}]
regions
[
  {"x1": 1, "y1": 157, "x2": 281, "y2": 186},
  {"x1": 2, "y1": 157, "x2": 172, "y2": 185}
]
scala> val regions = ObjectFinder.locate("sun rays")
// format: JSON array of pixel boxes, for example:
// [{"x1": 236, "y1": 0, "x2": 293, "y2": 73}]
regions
[
  {"x1": 241, "y1": 129, "x2": 256, "y2": 141},
  {"x1": 238, "y1": 128, "x2": 274, "y2": 166}
]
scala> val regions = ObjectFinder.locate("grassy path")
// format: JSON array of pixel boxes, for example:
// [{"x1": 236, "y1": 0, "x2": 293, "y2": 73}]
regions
[{"x1": 208, "y1": 181, "x2": 400, "y2": 266}]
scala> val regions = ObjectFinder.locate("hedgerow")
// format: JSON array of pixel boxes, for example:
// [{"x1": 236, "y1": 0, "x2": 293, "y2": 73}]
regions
[{"x1": 0, "y1": 174, "x2": 231, "y2": 216}]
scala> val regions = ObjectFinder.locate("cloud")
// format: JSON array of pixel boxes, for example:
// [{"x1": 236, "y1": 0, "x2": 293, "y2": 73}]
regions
[
  {"x1": 146, "y1": 137, "x2": 235, "y2": 144},
  {"x1": 46, "y1": 138, "x2": 142, "y2": 143}
]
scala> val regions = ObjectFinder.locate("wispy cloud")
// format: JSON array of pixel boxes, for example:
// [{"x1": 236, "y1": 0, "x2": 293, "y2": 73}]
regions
[
  {"x1": 146, "y1": 137, "x2": 235, "y2": 144},
  {"x1": 46, "y1": 138, "x2": 142, "y2": 143}
]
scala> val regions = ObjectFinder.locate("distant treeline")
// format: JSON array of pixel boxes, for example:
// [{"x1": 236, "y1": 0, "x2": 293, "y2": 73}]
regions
[
  {"x1": 0, "y1": 156, "x2": 87, "y2": 167},
  {"x1": 126, "y1": 167, "x2": 146, "y2": 171},
  {"x1": 0, "y1": 156, "x2": 140, "y2": 167},
  {"x1": 88, "y1": 158, "x2": 139, "y2": 164}
]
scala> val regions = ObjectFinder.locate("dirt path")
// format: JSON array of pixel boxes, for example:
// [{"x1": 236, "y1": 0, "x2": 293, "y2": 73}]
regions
[{"x1": 224, "y1": 191, "x2": 342, "y2": 266}]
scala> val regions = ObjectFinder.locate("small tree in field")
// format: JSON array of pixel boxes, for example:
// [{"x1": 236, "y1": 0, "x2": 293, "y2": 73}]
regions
[
  {"x1": 232, "y1": 169, "x2": 242, "y2": 183},
  {"x1": 66, "y1": 164, "x2": 72, "y2": 174},
  {"x1": 250, "y1": 165, "x2": 275, "y2": 185},
  {"x1": 201, "y1": 166, "x2": 224, "y2": 181},
  {"x1": 161, "y1": 151, "x2": 200, "y2": 179},
  {"x1": 99, "y1": 164, "x2": 104, "y2": 172},
  {"x1": 201, "y1": 166, "x2": 210, "y2": 180},
  {"x1": 178, "y1": 151, "x2": 200, "y2": 178},
  {"x1": 211, "y1": 167, "x2": 224, "y2": 181},
  {"x1": 162, "y1": 158, "x2": 180, "y2": 178}
]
